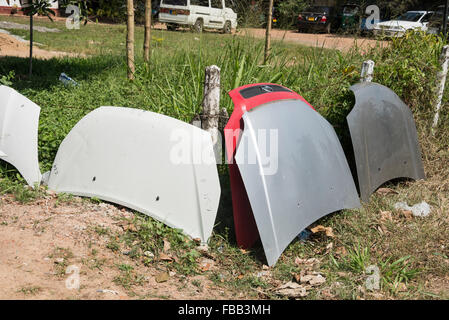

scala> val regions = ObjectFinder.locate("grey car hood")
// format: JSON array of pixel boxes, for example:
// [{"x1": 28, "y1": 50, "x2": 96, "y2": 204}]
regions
[
  {"x1": 347, "y1": 82, "x2": 425, "y2": 202},
  {"x1": 235, "y1": 99, "x2": 360, "y2": 266}
]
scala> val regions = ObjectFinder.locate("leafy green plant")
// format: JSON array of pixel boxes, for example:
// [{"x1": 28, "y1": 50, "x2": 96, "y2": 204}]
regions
[
  {"x1": 0, "y1": 71, "x2": 15, "y2": 86},
  {"x1": 379, "y1": 256, "x2": 420, "y2": 292}
]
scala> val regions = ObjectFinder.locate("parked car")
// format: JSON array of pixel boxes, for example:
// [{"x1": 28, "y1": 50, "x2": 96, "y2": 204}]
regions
[
  {"x1": 261, "y1": 5, "x2": 279, "y2": 28},
  {"x1": 427, "y1": 5, "x2": 448, "y2": 34},
  {"x1": 340, "y1": 3, "x2": 361, "y2": 32},
  {"x1": 158, "y1": 0, "x2": 238, "y2": 33},
  {"x1": 297, "y1": 6, "x2": 338, "y2": 33},
  {"x1": 372, "y1": 11, "x2": 433, "y2": 37}
]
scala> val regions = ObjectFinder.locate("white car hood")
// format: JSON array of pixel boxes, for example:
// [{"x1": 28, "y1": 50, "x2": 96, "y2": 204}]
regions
[
  {"x1": 0, "y1": 86, "x2": 42, "y2": 187},
  {"x1": 375, "y1": 20, "x2": 425, "y2": 30},
  {"x1": 47, "y1": 107, "x2": 221, "y2": 243}
]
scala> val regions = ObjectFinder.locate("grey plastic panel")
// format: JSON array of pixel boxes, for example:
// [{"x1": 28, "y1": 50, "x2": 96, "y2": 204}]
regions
[
  {"x1": 235, "y1": 100, "x2": 360, "y2": 266},
  {"x1": 347, "y1": 82, "x2": 425, "y2": 202},
  {"x1": 47, "y1": 107, "x2": 221, "y2": 243}
]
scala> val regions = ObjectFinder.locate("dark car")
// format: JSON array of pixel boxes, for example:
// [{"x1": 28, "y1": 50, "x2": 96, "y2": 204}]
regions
[
  {"x1": 261, "y1": 5, "x2": 279, "y2": 28},
  {"x1": 297, "y1": 6, "x2": 337, "y2": 33}
]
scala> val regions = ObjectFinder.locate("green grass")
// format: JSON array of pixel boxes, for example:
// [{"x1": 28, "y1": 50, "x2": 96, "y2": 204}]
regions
[
  {"x1": 18, "y1": 286, "x2": 42, "y2": 295},
  {"x1": 0, "y1": 15, "x2": 448, "y2": 299}
]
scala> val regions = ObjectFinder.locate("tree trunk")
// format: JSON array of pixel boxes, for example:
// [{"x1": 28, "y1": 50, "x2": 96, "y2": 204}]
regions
[
  {"x1": 29, "y1": 13, "x2": 33, "y2": 78},
  {"x1": 126, "y1": 0, "x2": 135, "y2": 80},
  {"x1": 144, "y1": 0, "x2": 152, "y2": 62},
  {"x1": 264, "y1": 0, "x2": 274, "y2": 64}
]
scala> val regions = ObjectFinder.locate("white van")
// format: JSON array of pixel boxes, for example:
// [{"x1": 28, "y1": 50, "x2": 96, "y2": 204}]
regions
[{"x1": 158, "y1": 0, "x2": 238, "y2": 33}]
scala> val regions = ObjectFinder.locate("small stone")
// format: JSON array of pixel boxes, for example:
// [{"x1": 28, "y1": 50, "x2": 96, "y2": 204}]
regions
[{"x1": 54, "y1": 258, "x2": 64, "y2": 264}]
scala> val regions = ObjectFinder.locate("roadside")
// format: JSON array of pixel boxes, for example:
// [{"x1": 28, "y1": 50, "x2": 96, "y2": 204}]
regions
[
  {"x1": 239, "y1": 28, "x2": 388, "y2": 52},
  {"x1": 0, "y1": 32, "x2": 80, "y2": 59},
  {"x1": 0, "y1": 192, "x2": 235, "y2": 300}
]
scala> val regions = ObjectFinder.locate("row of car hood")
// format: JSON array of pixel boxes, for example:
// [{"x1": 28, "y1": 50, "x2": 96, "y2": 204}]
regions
[{"x1": 0, "y1": 81, "x2": 425, "y2": 266}]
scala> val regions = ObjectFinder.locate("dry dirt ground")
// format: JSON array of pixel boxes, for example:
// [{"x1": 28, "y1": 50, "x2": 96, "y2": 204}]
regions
[
  {"x1": 0, "y1": 33, "x2": 78, "y2": 59},
  {"x1": 239, "y1": 28, "x2": 388, "y2": 52},
  {"x1": 0, "y1": 193, "x2": 234, "y2": 300},
  {"x1": 150, "y1": 23, "x2": 387, "y2": 52}
]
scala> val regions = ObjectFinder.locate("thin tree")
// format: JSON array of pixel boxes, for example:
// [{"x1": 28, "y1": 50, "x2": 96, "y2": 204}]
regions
[
  {"x1": 264, "y1": 0, "x2": 274, "y2": 64},
  {"x1": 126, "y1": 0, "x2": 135, "y2": 80},
  {"x1": 20, "y1": 0, "x2": 56, "y2": 78},
  {"x1": 143, "y1": 0, "x2": 152, "y2": 62}
]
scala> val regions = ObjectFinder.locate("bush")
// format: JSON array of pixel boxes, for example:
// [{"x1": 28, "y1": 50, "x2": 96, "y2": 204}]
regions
[{"x1": 369, "y1": 31, "x2": 443, "y2": 115}]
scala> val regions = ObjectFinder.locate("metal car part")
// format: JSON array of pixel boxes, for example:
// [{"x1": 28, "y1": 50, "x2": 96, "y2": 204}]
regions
[
  {"x1": 0, "y1": 85, "x2": 42, "y2": 187},
  {"x1": 347, "y1": 82, "x2": 425, "y2": 202},
  {"x1": 47, "y1": 106, "x2": 221, "y2": 243},
  {"x1": 225, "y1": 83, "x2": 314, "y2": 249},
  {"x1": 235, "y1": 99, "x2": 360, "y2": 266}
]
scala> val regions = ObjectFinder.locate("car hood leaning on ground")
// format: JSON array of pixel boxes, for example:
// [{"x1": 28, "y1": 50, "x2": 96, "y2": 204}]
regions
[{"x1": 374, "y1": 20, "x2": 427, "y2": 31}]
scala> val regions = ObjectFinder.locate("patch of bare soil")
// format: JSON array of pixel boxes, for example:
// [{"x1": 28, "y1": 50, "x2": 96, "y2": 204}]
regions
[
  {"x1": 0, "y1": 193, "x2": 233, "y2": 300},
  {"x1": 239, "y1": 28, "x2": 388, "y2": 52},
  {"x1": 0, "y1": 33, "x2": 78, "y2": 59}
]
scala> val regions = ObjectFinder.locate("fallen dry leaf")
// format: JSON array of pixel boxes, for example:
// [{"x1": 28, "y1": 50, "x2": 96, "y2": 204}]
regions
[
  {"x1": 123, "y1": 223, "x2": 137, "y2": 232},
  {"x1": 155, "y1": 272, "x2": 170, "y2": 283},
  {"x1": 159, "y1": 253, "x2": 173, "y2": 262},
  {"x1": 295, "y1": 257, "x2": 319, "y2": 266},
  {"x1": 401, "y1": 210, "x2": 414, "y2": 221},
  {"x1": 199, "y1": 258, "x2": 214, "y2": 272},
  {"x1": 300, "y1": 273, "x2": 326, "y2": 286},
  {"x1": 380, "y1": 211, "x2": 393, "y2": 222},
  {"x1": 376, "y1": 188, "x2": 398, "y2": 195},
  {"x1": 292, "y1": 273, "x2": 301, "y2": 283},
  {"x1": 275, "y1": 282, "x2": 308, "y2": 298},
  {"x1": 321, "y1": 289, "x2": 335, "y2": 299},
  {"x1": 311, "y1": 225, "x2": 335, "y2": 237}
]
